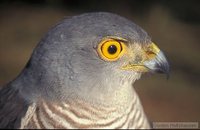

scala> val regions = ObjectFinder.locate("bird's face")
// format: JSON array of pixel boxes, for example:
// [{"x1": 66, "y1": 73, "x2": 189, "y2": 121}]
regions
[
  {"x1": 95, "y1": 36, "x2": 169, "y2": 74},
  {"x1": 63, "y1": 36, "x2": 169, "y2": 105},
  {"x1": 25, "y1": 13, "x2": 169, "y2": 103},
  {"x1": 64, "y1": 37, "x2": 169, "y2": 104}
]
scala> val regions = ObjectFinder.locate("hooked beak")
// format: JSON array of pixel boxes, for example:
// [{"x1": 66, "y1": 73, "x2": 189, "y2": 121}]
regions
[
  {"x1": 121, "y1": 42, "x2": 170, "y2": 77},
  {"x1": 144, "y1": 50, "x2": 170, "y2": 78}
]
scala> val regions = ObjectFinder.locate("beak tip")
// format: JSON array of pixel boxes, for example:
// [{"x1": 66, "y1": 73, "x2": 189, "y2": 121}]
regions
[
  {"x1": 165, "y1": 66, "x2": 170, "y2": 80},
  {"x1": 160, "y1": 67, "x2": 170, "y2": 80},
  {"x1": 155, "y1": 57, "x2": 170, "y2": 79}
]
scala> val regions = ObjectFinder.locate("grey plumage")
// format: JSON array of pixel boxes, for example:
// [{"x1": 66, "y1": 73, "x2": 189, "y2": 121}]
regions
[{"x1": 0, "y1": 12, "x2": 169, "y2": 129}]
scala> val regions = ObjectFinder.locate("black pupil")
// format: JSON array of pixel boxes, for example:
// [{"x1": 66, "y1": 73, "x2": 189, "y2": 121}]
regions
[{"x1": 108, "y1": 45, "x2": 117, "y2": 54}]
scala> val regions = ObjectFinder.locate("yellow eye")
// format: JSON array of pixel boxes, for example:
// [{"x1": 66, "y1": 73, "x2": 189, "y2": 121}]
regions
[{"x1": 97, "y1": 39, "x2": 126, "y2": 61}]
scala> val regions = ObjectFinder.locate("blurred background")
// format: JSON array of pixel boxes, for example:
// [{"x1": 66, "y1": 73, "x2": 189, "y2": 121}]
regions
[{"x1": 0, "y1": 0, "x2": 199, "y2": 125}]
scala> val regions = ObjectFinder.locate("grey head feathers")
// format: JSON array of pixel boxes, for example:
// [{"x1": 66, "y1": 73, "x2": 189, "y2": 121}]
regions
[{"x1": 11, "y1": 12, "x2": 151, "y2": 104}]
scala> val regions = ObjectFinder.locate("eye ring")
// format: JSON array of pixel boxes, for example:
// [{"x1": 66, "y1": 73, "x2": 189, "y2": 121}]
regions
[{"x1": 97, "y1": 39, "x2": 126, "y2": 61}]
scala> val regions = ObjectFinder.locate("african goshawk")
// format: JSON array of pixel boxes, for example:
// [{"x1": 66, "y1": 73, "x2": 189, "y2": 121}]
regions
[{"x1": 0, "y1": 12, "x2": 169, "y2": 129}]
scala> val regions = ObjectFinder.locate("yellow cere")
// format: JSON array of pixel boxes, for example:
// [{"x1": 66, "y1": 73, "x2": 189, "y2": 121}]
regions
[
  {"x1": 145, "y1": 42, "x2": 161, "y2": 59},
  {"x1": 97, "y1": 38, "x2": 127, "y2": 61}
]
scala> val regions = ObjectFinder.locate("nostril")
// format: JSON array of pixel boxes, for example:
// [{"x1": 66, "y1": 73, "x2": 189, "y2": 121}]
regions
[{"x1": 146, "y1": 51, "x2": 156, "y2": 59}]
